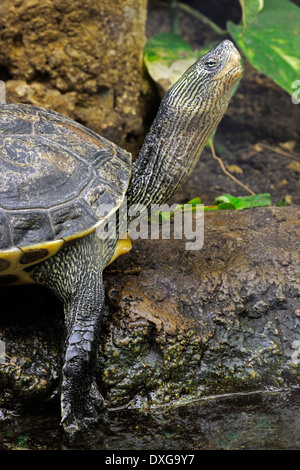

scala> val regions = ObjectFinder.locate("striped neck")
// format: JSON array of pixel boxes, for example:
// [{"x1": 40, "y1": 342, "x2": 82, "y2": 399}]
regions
[
  {"x1": 127, "y1": 99, "x2": 219, "y2": 208},
  {"x1": 126, "y1": 40, "x2": 242, "y2": 211}
]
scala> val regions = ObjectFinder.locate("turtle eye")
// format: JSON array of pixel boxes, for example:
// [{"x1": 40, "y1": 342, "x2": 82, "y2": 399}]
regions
[{"x1": 204, "y1": 57, "x2": 219, "y2": 70}]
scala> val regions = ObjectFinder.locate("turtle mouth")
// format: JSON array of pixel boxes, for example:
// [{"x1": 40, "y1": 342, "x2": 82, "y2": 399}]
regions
[{"x1": 212, "y1": 47, "x2": 242, "y2": 82}]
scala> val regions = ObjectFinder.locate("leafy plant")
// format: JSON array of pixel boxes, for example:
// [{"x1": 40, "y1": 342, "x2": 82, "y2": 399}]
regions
[
  {"x1": 144, "y1": 0, "x2": 300, "y2": 96},
  {"x1": 144, "y1": 32, "x2": 200, "y2": 93},
  {"x1": 228, "y1": 0, "x2": 300, "y2": 95},
  {"x1": 150, "y1": 193, "x2": 271, "y2": 221}
]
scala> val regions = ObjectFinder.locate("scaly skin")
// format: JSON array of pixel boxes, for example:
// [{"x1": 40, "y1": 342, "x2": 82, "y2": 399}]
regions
[
  {"x1": 32, "y1": 233, "x2": 113, "y2": 434},
  {"x1": 127, "y1": 40, "x2": 242, "y2": 212}
]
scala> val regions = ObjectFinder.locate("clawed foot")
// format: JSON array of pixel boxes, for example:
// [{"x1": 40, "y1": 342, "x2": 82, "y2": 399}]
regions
[
  {"x1": 60, "y1": 349, "x2": 104, "y2": 435},
  {"x1": 61, "y1": 378, "x2": 104, "y2": 435}
]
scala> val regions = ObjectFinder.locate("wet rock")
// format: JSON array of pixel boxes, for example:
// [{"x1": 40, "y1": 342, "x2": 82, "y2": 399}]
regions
[
  {"x1": 0, "y1": 289, "x2": 62, "y2": 409},
  {"x1": 102, "y1": 206, "x2": 300, "y2": 407},
  {"x1": 0, "y1": 207, "x2": 299, "y2": 411},
  {"x1": 0, "y1": 0, "x2": 149, "y2": 150}
]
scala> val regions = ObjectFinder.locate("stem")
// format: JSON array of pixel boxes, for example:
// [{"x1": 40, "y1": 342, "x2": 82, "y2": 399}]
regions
[
  {"x1": 209, "y1": 138, "x2": 255, "y2": 196},
  {"x1": 170, "y1": 0, "x2": 180, "y2": 34},
  {"x1": 177, "y1": 2, "x2": 227, "y2": 35}
]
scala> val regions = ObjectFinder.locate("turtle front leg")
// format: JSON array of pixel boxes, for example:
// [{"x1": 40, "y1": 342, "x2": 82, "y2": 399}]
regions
[
  {"x1": 60, "y1": 271, "x2": 105, "y2": 434},
  {"x1": 32, "y1": 233, "x2": 108, "y2": 435}
]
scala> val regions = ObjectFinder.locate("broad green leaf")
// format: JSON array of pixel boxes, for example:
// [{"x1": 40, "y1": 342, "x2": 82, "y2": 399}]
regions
[
  {"x1": 143, "y1": 33, "x2": 217, "y2": 94},
  {"x1": 227, "y1": 0, "x2": 300, "y2": 95},
  {"x1": 239, "y1": 0, "x2": 264, "y2": 31},
  {"x1": 144, "y1": 32, "x2": 198, "y2": 93},
  {"x1": 144, "y1": 32, "x2": 195, "y2": 66}
]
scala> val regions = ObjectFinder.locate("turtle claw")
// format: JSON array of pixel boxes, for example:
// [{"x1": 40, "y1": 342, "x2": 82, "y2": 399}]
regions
[
  {"x1": 61, "y1": 379, "x2": 104, "y2": 435},
  {"x1": 61, "y1": 345, "x2": 104, "y2": 435}
]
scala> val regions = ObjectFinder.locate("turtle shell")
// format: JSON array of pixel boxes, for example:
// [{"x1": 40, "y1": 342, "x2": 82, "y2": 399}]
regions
[{"x1": 0, "y1": 103, "x2": 131, "y2": 284}]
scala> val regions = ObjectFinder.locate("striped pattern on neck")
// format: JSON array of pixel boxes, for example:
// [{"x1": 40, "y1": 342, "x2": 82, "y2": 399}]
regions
[{"x1": 127, "y1": 40, "x2": 242, "y2": 212}]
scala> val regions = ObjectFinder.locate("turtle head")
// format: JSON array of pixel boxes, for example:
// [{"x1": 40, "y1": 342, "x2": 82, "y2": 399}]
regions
[{"x1": 165, "y1": 40, "x2": 242, "y2": 118}]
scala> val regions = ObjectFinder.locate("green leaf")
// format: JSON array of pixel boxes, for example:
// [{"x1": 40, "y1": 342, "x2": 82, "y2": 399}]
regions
[
  {"x1": 144, "y1": 32, "x2": 195, "y2": 66},
  {"x1": 227, "y1": 0, "x2": 300, "y2": 95},
  {"x1": 144, "y1": 32, "x2": 198, "y2": 93},
  {"x1": 17, "y1": 435, "x2": 28, "y2": 447},
  {"x1": 143, "y1": 33, "x2": 218, "y2": 94},
  {"x1": 213, "y1": 193, "x2": 271, "y2": 210},
  {"x1": 149, "y1": 194, "x2": 271, "y2": 219},
  {"x1": 239, "y1": 0, "x2": 264, "y2": 31},
  {"x1": 277, "y1": 196, "x2": 292, "y2": 207},
  {"x1": 215, "y1": 202, "x2": 236, "y2": 210},
  {"x1": 185, "y1": 197, "x2": 202, "y2": 206},
  {"x1": 149, "y1": 197, "x2": 203, "y2": 222}
]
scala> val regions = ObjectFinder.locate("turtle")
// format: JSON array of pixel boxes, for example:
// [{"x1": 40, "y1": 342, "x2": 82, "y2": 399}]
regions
[{"x1": 0, "y1": 40, "x2": 242, "y2": 434}]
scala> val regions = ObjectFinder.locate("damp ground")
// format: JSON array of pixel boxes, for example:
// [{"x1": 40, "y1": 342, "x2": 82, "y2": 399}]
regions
[{"x1": 0, "y1": 389, "x2": 299, "y2": 450}]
